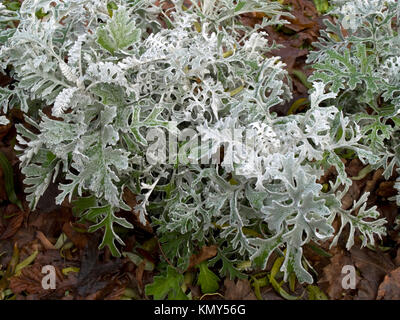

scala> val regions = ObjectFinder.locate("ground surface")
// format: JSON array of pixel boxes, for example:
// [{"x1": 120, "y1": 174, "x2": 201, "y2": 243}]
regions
[{"x1": 0, "y1": 0, "x2": 399, "y2": 300}]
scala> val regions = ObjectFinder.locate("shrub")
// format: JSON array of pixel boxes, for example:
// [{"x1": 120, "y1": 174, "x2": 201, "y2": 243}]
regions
[
  {"x1": 308, "y1": 0, "x2": 400, "y2": 205},
  {"x1": 0, "y1": 0, "x2": 388, "y2": 284}
]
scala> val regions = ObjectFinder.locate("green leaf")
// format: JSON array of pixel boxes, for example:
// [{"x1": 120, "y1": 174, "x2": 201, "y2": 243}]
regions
[
  {"x1": 234, "y1": 1, "x2": 246, "y2": 12},
  {"x1": 355, "y1": 114, "x2": 392, "y2": 150},
  {"x1": 130, "y1": 106, "x2": 177, "y2": 146},
  {"x1": 323, "y1": 151, "x2": 351, "y2": 185},
  {"x1": 209, "y1": 250, "x2": 246, "y2": 280},
  {"x1": 158, "y1": 232, "x2": 192, "y2": 271},
  {"x1": 145, "y1": 266, "x2": 188, "y2": 300},
  {"x1": 91, "y1": 83, "x2": 125, "y2": 106},
  {"x1": 72, "y1": 196, "x2": 97, "y2": 217},
  {"x1": 107, "y1": 1, "x2": 118, "y2": 16},
  {"x1": 250, "y1": 234, "x2": 283, "y2": 269},
  {"x1": 312, "y1": 0, "x2": 330, "y2": 14},
  {"x1": 97, "y1": 7, "x2": 141, "y2": 54},
  {"x1": 0, "y1": 151, "x2": 22, "y2": 210},
  {"x1": 292, "y1": 70, "x2": 312, "y2": 90},
  {"x1": 306, "y1": 243, "x2": 332, "y2": 258},
  {"x1": 310, "y1": 44, "x2": 379, "y2": 104},
  {"x1": 196, "y1": 262, "x2": 220, "y2": 294},
  {"x1": 96, "y1": 28, "x2": 117, "y2": 54},
  {"x1": 35, "y1": 8, "x2": 48, "y2": 19},
  {"x1": 5, "y1": 1, "x2": 21, "y2": 11},
  {"x1": 14, "y1": 250, "x2": 38, "y2": 276},
  {"x1": 54, "y1": 233, "x2": 68, "y2": 250},
  {"x1": 307, "y1": 285, "x2": 328, "y2": 300},
  {"x1": 123, "y1": 252, "x2": 154, "y2": 271},
  {"x1": 269, "y1": 257, "x2": 301, "y2": 300},
  {"x1": 85, "y1": 205, "x2": 133, "y2": 257}
]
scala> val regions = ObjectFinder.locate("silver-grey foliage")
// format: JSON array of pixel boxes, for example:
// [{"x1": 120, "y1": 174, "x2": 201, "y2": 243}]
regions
[
  {"x1": 308, "y1": 0, "x2": 400, "y2": 206},
  {"x1": 0, "y1": 0, "x2": 388, "y2": 283}
]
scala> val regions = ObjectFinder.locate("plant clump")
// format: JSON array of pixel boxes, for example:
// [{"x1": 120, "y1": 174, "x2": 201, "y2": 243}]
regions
[{"x1": 0, "y1": 0, "x2": 392, "y2": 285}]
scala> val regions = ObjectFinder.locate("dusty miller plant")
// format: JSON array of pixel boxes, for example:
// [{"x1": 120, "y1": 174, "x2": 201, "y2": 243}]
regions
[
  {"x1": 308, "y1": 0, "x2": 400, "y2": 206},
  {"x1": 0, "y1": 0, "x2": 387, "y2": 284}
]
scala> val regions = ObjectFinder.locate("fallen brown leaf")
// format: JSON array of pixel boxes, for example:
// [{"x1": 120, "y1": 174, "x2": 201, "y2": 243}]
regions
[
  {"x1": 350, "y1": 247, "x2": 395, "y2": 300},
  {"x1": 35, "y1": 231, "x2": 56, "y2": 250},
  {"x1": 377, "y1": 267, "x2": 400, "y2": 300},
  {"x1": 363, "y1": 168, "x2": 384, "y2": 195},
  {"x1": 62, "y1": 222, "x2": 88, "y2": 249},
  {"x1": 9, "y1": 263, "x2": 67, "y2": 297},
  {"x1": 260, "y1": 286, "x2": 284, "y2": 300},
  {"x1": 376, "y1": 181, "x2": 397, "y2": 198},
  {"x1": 378, "y1": 203, "x2": 398, "y2": 227},
  {"x1": 1, "y1": 210, "x2": 24, "y2": 240},
  {"x1": 224, "y1": 279, "x2": 257, "y2": 300},
  {"x1": 395, "y1": 248, "x2": 400, "y2": 267},
  {"x1": 76, "y1": 243, "x2": 122, "y2": 297},
  {"x1": 320, "y1": 249, "x2": 355, "y2": 299},
  {"x1": 0, "y1": 122, "x2": 12, "y2": 140},
  {"x1": 85, "y1": 278, "x2": 127, "y2": 300},
  {"x1": 135, "y1": 260, "x2": 146, "y2": 292},
  {"x1": 188, "y1": 245, "x2": 218, "y2": 270},
  {"x1": 341, "y1": 181, "x2": 362, "y2": 210}
]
